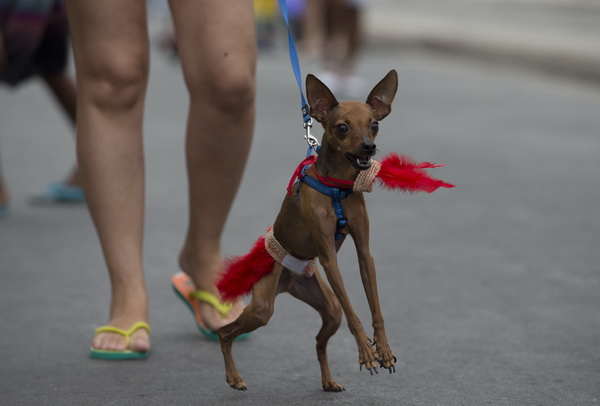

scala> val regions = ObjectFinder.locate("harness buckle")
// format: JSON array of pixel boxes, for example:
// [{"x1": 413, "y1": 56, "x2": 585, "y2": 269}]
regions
[
  {"x1": 303, "y1": 118, "x2": 320, "y2": 150},
  {"x1": 337, "y1": 216, "x2": 348, "y2": 229}
]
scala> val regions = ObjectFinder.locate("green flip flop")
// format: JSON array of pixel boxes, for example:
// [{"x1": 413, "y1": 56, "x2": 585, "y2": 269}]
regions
[{"x1": 90, "y1": 321, "x2": 151, "y2": 360}]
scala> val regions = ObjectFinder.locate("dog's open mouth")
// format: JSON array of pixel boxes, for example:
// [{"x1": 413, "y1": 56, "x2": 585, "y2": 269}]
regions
[{"x1": 346, "y1": 154, "x2": 372, "y2": 170}]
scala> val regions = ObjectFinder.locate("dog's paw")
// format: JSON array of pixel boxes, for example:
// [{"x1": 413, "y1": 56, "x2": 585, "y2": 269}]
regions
[
  {"x1": 375, "y1": 344, "x2": 397, "y2": 373},
  {"x1": 372, "y1": 333, "x2": 397, "y2": 373},
  {"x1": 377, "y1": 354, "x2": 397, "y2": 374},
  {"x1": 227, "y1": 376, "x2": 247, "y2": 391},
  {"x1": 358, "y1": 339, "x2": 381, "y2": 375},
  {"x1": 375, "y1": 342, "x2": 398, "y2": 374},
  {"x1": 359, "y1": 360, "x2": 380, "y2": 375},
  {"x1": 323, "y1": 380, "x2": 345, "y2": 392}
]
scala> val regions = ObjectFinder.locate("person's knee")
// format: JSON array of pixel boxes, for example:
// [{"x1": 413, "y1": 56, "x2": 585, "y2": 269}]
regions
[
  {"x1": 192, "y1": 69, "x2": 255, "y2": 115},
  {"x1": 79, "y1": 56, "x2": 148, "y2": 113}
]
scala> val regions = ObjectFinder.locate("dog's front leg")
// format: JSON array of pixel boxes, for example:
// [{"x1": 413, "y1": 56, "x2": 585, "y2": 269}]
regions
[
  {"x1": 350, "y1": 216, "x2": 396, "y2": 373},
  {"x1": 313, "y1": 232, "x2": 381, "y2": 374}
]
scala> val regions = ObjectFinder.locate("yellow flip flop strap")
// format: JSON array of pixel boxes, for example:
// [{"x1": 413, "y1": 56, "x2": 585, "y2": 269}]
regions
[
  {"x1": 189, "y1": 290, "x2": 232, "y2": 318},
  {"x1": 94, "y1": 322, "x2": 151, "y2": 347}
]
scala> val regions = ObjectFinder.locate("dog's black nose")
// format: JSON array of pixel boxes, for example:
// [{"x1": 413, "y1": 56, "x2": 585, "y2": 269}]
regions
[{"x1": 362, "y1": 141, "x2": 376, "y2": 155}]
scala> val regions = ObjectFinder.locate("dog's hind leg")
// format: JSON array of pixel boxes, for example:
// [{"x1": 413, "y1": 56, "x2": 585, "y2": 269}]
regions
[
  {"x1": 218, "y1": 263, "x2": 284, "y2": 391},
  {"x1": 286, "y1": 271, "x2": 345, "y2": 392}
]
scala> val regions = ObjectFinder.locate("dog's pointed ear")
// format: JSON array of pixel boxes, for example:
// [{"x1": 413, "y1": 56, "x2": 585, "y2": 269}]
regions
[
  {"x1": 306, "y1": 74, "x2": 339, "y2": 123},
  {"x1": 366, "y1": 69, "x2": 398, "y2": 120}
]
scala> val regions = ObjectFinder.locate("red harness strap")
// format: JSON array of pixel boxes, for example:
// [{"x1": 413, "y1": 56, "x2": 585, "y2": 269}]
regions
[
  {"x1": 287, "y1": 156, "x2": 316, "y2": 195},
  {"x1": 287, "y1": 155, "x2": 355, "y2": 195},
  {"x1": 313, "y1": 169, "x2": 355, "y2": 189}
]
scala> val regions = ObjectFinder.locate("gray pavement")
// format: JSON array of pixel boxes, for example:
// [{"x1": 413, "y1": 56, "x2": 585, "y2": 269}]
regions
[
  {"x1": 366, "y1": 0, "x2": 600, "y2": 83},
  {"x1": 2, "y1": 3, "x2": 600, "y2": 405}
]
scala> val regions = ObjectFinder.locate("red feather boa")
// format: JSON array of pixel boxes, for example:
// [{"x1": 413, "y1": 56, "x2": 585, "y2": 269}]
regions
[
  {"x1": 377, "y1": 153, "x2": 455, "y2": 193},
  {"x1": 217, "y1": 234, "x2": 274, "y2": 302}
]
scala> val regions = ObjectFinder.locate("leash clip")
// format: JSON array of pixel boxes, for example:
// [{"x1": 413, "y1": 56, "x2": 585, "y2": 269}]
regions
[{"x1": 304, "y1": 118, "x2": 320, "y2": 150}]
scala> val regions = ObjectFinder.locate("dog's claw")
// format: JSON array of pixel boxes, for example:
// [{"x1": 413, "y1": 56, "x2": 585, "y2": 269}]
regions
[
  {"x1": 366, "y1": 366, "x2": 378, "y2": 376},
  {"x1": 374, "y1": 354, "x2": 397, "y2": 374},
  {"x1": 368, "y1": 338, "x2": 378, "y2": 347},
  {"x1": 361, "y1": 364, "x2": 377, "y2": 375},
  {"x1": 380, "y1": 361, "x2": 396, "y2": 374},
  {"x1": 323, "y1": 382, "x2": 345, "y2": 392},
  {"x1": 227, "y1": 376, "x2": 247, "y2": 391}
]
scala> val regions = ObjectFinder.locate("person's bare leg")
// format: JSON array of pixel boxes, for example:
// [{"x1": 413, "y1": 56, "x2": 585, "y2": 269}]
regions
[
  {"x1": 327, "y1": 0, "x2": 351, "y2": 74},
  {"x1": 0, "y1": 128, "x2": 7, "y2": 208},
  {"x1": 0, "y1": 169, "x2": 8, "y2": 208},
  {"x1": 302, "y1": 0, "x2": 327, "y2": 60},
  {"x1": 346, "y1": 5, "x2": 362, "y2": 70},
  {"x1": 0, "y1": 37, "x2": 8, "y2": 210},
  {"x1": 65, "y1": 0, "x2": 150, "y2": 352},
  {"x1": 170, "y1": 0, "x2": 256, "y2": 331},
  {"x1": 335, "y1": 2, "x2": 361, "y2": 77},
  {"x1": 42, "y1": 72, "x2": 81, "y2": 186},
  {"x1": 43, "y1": 72, "x2": 76, "y2": 123}
]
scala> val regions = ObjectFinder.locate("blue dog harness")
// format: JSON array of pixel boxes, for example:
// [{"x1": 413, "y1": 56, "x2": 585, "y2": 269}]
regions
[{"x1": 299, "y1": 168, "x2": 352, "y2": 241}]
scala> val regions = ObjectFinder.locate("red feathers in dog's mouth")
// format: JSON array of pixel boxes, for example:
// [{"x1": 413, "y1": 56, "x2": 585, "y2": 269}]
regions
[{"x1": 376, "y1": 153, "x2": 455, "y2": 193}]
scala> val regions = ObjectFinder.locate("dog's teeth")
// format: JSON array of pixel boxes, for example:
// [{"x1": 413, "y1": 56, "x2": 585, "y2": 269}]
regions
[{"x1": 357, "y1": 157, "x2": 371, "y2": 167}]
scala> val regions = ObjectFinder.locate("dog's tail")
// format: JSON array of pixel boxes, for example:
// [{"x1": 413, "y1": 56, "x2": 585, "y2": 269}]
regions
[{"x1": 217, "y1": 234, "x2": 275, "y2": 302}]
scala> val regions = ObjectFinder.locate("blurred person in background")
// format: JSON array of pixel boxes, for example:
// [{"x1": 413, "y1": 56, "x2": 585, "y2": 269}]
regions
[
  {"x1": 0, "y1": 0, "x2": 84, "y2": 216},
  {"x1": 302, "y1": 0, "x2": 366, "y2": 97}
]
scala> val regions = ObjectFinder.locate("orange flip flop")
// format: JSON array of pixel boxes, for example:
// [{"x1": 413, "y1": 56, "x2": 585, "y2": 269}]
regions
[{"x1": 171, "y1": 272, "x2": 249, "y2": 341}]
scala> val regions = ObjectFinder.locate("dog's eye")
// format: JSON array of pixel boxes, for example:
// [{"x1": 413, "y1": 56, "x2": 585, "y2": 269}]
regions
[
  {"x1": 336, "y1": 123, "x2": 349, "y2": 137},
  {"x1": 371, "y1": 122, "x2": 379, "y2": 134}
]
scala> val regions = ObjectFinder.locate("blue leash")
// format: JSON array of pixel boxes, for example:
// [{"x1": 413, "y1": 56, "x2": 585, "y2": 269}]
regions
[
  {"x1": 280, "y1": 1, "x2": 348, "y2": 239},
  {"x1": 278, "y1": 0, "x2": 320, "y2": 156},
  {"x1": 278, "y1": 0, "x2": 310, "y2": 123}
]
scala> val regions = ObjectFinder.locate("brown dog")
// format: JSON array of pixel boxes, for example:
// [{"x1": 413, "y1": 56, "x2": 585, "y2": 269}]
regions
[{"x1": 217, "y1": 70, "x2": 399, "y2": 391}]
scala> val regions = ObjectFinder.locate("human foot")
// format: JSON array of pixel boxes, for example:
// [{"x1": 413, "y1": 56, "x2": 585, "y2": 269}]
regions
[
  {"x1": 172, "y1": 271, "x2": 244, "y2": 336},
  {"x1": 91, "y1": 317, "x2": 151, "y2": 359},
  {"x1": 198, "y1": 290, "x2": 244, "y2": 332},
  {"x1": 177, "y1": 249, "x2": 245, "y2": 332}
]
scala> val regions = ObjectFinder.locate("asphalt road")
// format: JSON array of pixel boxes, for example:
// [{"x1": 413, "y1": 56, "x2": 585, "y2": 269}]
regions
[{"x1": 1, "y1": 42, "x2": 599, "y2": 405}]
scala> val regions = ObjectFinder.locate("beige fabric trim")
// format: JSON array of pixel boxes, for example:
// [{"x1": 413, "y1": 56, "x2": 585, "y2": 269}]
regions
[
  {"x1": 265, "y1": 228, "x2": 316, "y2": 277},
  {"x1": 353, "y1": 160, "x2": 381, "y2": 192}
]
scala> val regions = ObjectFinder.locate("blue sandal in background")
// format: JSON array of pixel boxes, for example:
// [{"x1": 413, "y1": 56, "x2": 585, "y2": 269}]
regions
[
  {"x1": 29, "y1": 182, "x2": 85, "y2": 204},
  {"x1": 0, "y1": 203, "x2": 8, "y2": 217}
]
